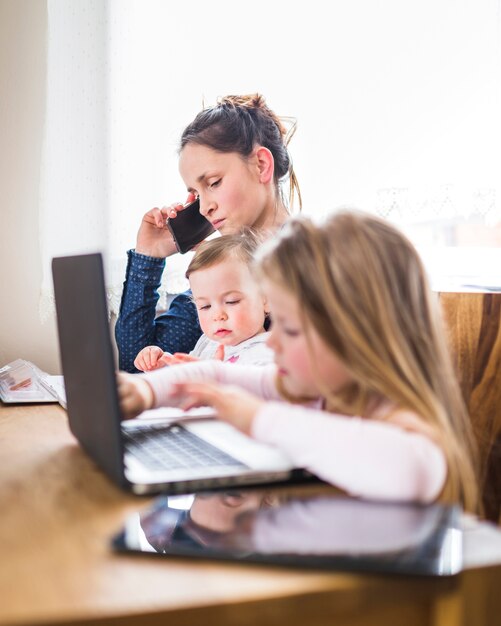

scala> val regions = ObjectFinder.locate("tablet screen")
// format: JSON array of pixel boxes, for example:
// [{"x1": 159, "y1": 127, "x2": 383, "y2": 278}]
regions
[{"x1": 112, "y1": 488, "x2": 462, "y2": 577}]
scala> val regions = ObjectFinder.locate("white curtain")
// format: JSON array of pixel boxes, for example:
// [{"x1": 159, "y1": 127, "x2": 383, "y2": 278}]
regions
[
  {"x1": 40, "y1": 0, "x2": 194, "y2": 319},
  {"x1": 40, "y1": 0, "x2": 501, "y2": 321}
]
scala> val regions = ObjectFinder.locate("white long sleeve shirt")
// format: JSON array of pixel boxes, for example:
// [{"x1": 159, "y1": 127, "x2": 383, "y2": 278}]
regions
[{"x1": 144, "y1": 361, "x2": 447, "y2": 503}]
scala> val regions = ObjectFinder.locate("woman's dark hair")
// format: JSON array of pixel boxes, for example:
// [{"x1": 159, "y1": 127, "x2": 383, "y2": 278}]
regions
[{"x1": 180, "y1": 94, "x2": 301, "y2": 212}]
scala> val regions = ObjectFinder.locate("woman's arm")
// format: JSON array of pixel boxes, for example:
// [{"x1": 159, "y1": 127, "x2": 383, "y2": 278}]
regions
[
  {"x1": 252, "y1": 404, "x2": 447, "y2": 504},
  {"x1": 115, "y1": 251, "x2": 202, "y2": 372}
]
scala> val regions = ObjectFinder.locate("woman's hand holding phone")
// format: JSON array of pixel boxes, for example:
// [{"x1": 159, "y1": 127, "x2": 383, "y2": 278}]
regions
[
  {"x1": 135, "y1": 193, "x2": 197, "y2": 258},
  {"x1": 166, "y1": 196, "x2": 215, "y2": 254}
]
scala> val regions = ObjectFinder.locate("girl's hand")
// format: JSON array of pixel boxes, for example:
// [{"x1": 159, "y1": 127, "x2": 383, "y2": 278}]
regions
[
  {"x1": 213, "y1": 344, "x2": 225, "y2": 361},
  {"x1": 117, "y1": 372, "x2": 155, "y2": 420},
  {"x1": 160, "y1": 352, "x2": 201, "y2": 366},
  {"x1": 170, "y1": 381, "x2": 264, "y2": 436},
  {"x1": 161, "y1": 345, "x2": 224, "y2": 366},
  {"x1": 135, "y1": 193, "x2": 196, "y2": 258},
  {"x1": 134, "y1": 346, "x2": 168, "y2": 372}
]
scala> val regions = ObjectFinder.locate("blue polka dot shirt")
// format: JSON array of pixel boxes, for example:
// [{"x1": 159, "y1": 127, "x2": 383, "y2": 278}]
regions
[{"x1": 115, "y1": 250, "x2": 202, "y2": 372}]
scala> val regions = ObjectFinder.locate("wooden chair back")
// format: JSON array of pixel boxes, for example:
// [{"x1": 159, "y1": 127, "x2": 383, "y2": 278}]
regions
[{"x1": 439, "y1": 292, "x2": 501, "y2": 523}]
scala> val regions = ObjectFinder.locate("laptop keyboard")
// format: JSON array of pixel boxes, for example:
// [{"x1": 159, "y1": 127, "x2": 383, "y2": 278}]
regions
[{"x1": 122, "y1": 423, "x2": 247, "y2": 471}]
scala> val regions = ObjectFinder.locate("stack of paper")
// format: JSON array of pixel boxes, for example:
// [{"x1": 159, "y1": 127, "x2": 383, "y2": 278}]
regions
[{"x1": 0, "y1": 359, "x2": 66, "y2": 407}]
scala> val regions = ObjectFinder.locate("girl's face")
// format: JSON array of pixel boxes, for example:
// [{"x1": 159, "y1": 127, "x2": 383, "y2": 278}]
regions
[
  {"x1": 264, "y1": 280, "x2": 353, "y2": 399},
  {"x1": 178, "y1": 144, "x2": 274, "y2": 234}
]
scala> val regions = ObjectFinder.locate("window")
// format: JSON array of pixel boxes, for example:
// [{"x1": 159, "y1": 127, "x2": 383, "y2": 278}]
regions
[{"x1": 40, "y1": 0, "x2": 501, "y2": 320}]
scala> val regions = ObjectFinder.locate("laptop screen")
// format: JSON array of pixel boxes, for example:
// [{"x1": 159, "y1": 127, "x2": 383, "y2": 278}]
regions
[
  {"x1": 52, "y1": 253, "x2": 127, "y2": 488},
  {"x1": 112, "y1": 487, "x2": 462, "y2": 576}
]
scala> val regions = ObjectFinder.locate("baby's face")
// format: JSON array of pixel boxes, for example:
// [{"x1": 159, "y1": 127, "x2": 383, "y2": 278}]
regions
[{"x1": 189, "y1": 260, "x2": 266, "y2": 347}]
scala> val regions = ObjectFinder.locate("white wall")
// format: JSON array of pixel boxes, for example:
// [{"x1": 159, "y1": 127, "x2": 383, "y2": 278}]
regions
[
  {"x1": 0, "y1": 0, "x2": 60, "y2": 373},
  {"x1": 0, "y1": 0, "x2": 499, "y2": 375}
]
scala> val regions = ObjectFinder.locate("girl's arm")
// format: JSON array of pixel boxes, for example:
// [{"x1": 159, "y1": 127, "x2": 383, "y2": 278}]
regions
[
  {"x1": 252, "y1": 403, "x2": 447, "y2": 504},
  {"x1": 117, "y1": 363, "x2": 446, "y2": 504},
  {"x1": 117, "y1": 362, "x2": 281, "y2": 419},
  {"x1": 148, "y1": 361, "x2": 280, "y2": 403}
]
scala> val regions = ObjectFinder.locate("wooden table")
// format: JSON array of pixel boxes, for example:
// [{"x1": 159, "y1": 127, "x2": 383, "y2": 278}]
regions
[{"x1": 1, "y1": 403, "x2": 500, "y2": 626}]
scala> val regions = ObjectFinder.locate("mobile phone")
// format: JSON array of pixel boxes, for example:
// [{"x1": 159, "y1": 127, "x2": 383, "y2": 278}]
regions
[{"x1": 166, "y1": 198, "x2": 215, "y2": 254}]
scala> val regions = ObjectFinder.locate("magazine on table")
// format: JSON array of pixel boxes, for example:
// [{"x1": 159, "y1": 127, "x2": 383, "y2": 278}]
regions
[{"x1": 0, "y1": 359, "x2": 66, "y2": 408}]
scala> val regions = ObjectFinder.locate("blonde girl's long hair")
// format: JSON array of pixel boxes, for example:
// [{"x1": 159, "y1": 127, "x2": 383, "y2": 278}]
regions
[{"x1": 256, "y1": 211, "x2": 479, "y2": 512}]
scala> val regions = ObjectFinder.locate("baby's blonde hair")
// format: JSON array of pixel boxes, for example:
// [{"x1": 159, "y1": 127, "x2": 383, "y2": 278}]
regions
[
  {"x1": 186, "y1": 229, "x2": 262, "y2": 279},
  {"x1": 256, "y1": 211, "x2": 479, "y2": 512}
]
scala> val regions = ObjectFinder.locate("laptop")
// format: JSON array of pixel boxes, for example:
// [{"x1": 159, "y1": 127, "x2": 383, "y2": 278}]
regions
[{"x1": 51, "y1": 253, "x2": 308, "y2": 495}]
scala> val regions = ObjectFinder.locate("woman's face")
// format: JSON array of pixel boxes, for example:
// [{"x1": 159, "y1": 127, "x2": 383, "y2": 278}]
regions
[{"x1": 178, "y1": 144, "x2": 274, "y2": 234}]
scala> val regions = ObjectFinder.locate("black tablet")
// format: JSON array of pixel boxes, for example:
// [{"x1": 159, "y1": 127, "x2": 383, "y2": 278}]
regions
[
  {"x1": 112, "y1": 488, "x2": 462, "y2": 577},
  {"x1": 112, "y1": 488, "x2": 462, "y2": 576}
]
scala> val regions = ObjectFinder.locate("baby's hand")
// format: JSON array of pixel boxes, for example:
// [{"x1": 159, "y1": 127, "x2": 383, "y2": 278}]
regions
[
  {"x1": 134, "y1": 346, "x2": 168, "y2": 372},
  {"x1": 116, "y1": 372, "x2": 154, "y2": 420},
  {"x1": 170, "y1": 382, "x2": 263, "y2": 436}
]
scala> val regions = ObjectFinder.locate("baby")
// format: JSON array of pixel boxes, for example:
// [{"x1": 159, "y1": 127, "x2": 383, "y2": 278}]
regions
[{"x1": 134, "y1": 231, "x2": 273, "y2": 371}]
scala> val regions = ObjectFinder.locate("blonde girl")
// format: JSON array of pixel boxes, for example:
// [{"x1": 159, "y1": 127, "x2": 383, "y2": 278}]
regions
[{"x1": 118, "y1": 211, "x2": 479, "y2": 511}]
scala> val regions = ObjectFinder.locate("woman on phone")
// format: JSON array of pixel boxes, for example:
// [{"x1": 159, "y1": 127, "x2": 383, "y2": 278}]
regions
[{"x1": 116, "y1": 94, "x2": 301, "y2": 372}]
